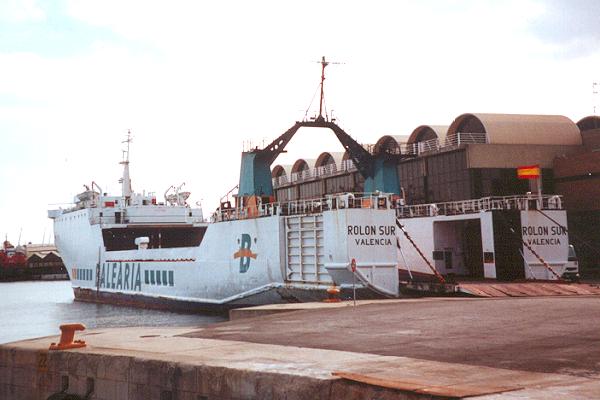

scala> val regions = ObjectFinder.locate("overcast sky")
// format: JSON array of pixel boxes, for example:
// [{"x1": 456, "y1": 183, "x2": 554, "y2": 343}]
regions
[{"x1": 1, "y1": 0, "x2": 599, "y2": 244}]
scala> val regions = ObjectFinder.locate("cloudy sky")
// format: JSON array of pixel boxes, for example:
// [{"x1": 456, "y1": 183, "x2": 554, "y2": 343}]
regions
[{"x1": 1, "y1": 0, "x2": 599, "y2": 244}]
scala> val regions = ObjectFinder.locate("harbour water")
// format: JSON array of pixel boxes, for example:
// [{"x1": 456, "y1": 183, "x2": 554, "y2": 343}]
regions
[{"x1": 0, "y1": 280, "x2": 225, "y2": 344}]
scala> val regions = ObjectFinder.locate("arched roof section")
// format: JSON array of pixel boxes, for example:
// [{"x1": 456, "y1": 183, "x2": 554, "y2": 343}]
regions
[
  {"x1": 373, "y1": 135, "x2": 402, "y2": 155},
  {"x1": 315, "y1": 152, "x2": 335, "y2": 168},
  {"x1": 341, "y1": 151, "x2": 357, "y2": 170},
  {"x1": 407, "y1": 126, "x2": 448, "y2": 144},
  {"x1": 447, "y1": 113, "x2": 581, "y2": 145},
  {"x1": 271, "y1": 164, "x2": 292, "y2": 178},
  {"x1": 329, "y1": 151, "x2": 345, "y2": 166},
  {"x1": 291, "y1": 158, "x2": 316, "y2": 174},
  {"x1": 577, "y1": 116, "x2": 600, "y2": 132},
  {"x1": 315, "y1": 151, "x2": 344, "y2": 168}
]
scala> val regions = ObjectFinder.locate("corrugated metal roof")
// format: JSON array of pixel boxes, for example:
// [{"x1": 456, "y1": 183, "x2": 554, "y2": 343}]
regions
[
  {"x1": 25, "y1": 244, "x2": 60, "y2": 258},
  {"x1": 291, "y1": 158, "x2": 317, "y2": 173},
  {"x1": 577, "y1": 115, "x2": 600, "y2": 132},
  {"x1": 271, "y1": 164, "x2": 293, "y2": 177},
  {"x1": 315, "y1": 151, "x2": 344, "y2": 168},
  {"x1": 383, "y1": 134, "x2": 410, "y2": 143},
  {"x1": 373, "y1": 135, "x2": 412, "y2": 154},
  {"x1": 27, "y1": 250, "x2": 61, "y2": 259},
  {"x1": 448, "y1": 113, "x2": 581, "y2": 145},
  {"x1": 407, "y1": 125, "x2": 448, "y2": 144},
  {"x1": 25, "y1": 244, "x2": 57, "y2": 252},
  {"x1": 373, "y1": 135, "x2": 400, "y2": 154}
]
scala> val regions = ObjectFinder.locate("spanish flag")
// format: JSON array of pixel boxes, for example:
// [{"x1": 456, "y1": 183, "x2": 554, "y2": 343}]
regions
[{"x1": 517, "y1": 164, "x2": 541, "y2": 179}]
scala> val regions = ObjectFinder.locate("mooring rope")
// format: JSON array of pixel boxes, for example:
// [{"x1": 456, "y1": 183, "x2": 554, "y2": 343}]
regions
[
  {"x1": 395, "y1": 219, "x2": 446, "y2": 284},
  {"x1": 496, "y1": 213, "x2": 563, "y2": 281}
]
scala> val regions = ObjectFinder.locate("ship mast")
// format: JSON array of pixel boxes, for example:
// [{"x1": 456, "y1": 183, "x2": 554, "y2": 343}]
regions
[
  {"x1": 315, "y1": 56, "x2": 343, "y2": 122},
  {"x1": 120, "y1": 130, "x2": 133, "y2": 202},
  {"x1": 317, "y1": 56, "x2": 328, "y2": 122}
]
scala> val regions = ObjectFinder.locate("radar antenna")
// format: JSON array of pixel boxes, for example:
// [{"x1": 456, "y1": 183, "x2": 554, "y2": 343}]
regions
[{"x1": 122, "y1": 129, "x2": 132, "y2": 163}]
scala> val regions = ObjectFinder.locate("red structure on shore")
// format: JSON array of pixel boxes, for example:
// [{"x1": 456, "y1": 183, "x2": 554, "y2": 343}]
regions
[{"x1": 0, "y1": 239, "x2": 27, "y2": 268}]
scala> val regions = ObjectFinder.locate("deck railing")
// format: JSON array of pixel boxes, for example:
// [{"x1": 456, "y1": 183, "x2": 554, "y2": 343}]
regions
[
  {"x1": 213, "y1": 193, "x2": 564, "y2": 223},
  {"x1": 445, "y1": 132, "x2": 488, "y2": 147},
  {"x1": 212, "y1": 192, "x2": 394, "y2": 222},
  {"x1": 395, "y1": 194, "x2": 563, "y2": 218},
  {"x1": 272, "y1": 160, "x2": 357, "y2": 187}
]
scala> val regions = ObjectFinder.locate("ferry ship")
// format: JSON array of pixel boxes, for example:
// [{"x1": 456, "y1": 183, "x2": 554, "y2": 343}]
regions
[
  {"x1": 48, "y1": 141, "x2": 400, "y2": 310},
  {"x1": 49, "y1": 59, "x2": 575, "y2": 311}
]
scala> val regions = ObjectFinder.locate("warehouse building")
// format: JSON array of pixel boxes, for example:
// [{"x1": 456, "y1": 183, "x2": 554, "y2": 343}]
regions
[{"x1": 553, "y1": 115, "x2": 600, "y2": 275}]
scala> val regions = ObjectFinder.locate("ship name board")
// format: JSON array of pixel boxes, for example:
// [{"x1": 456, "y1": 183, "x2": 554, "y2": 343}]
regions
[
  {"x1": 522, "y1": 226, "x2": 567, "y2": 236},
  {"x1": 347, "y1": 225, "x2": 395, "y2": 246},
  {"x1": 99, "y1": 262, "x2": 142, "y2": 291},
  {"x1": 522, "y1": 225, "x2": 567, "y2": 246}
]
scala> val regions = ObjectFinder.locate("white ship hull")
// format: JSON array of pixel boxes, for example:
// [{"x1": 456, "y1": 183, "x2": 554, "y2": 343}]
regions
[{"x1": 53, "y1": 203, "x2": 400, "y2": 311}]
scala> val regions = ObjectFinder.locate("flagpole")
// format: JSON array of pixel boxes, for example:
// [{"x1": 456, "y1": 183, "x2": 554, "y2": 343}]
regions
[{"x1": 537, "y1": 175, "x2": 542, "y2": 207}]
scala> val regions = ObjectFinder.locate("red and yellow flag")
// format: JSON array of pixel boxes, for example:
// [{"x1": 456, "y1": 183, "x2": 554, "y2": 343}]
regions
[{"x1": 517, "y1": 164, "x2": 541, "y2": 179}]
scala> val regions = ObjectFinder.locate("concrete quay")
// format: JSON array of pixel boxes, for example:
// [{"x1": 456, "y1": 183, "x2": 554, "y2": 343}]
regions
[
  {"x1": 2, "y1": 296, "x2": 600, "y2": 399},
  {"x1": 228, "y1": 298, "x2": 428, "y2": 320}
]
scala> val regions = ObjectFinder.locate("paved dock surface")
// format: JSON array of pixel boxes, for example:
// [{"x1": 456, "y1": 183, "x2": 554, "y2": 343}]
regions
[
  {"x1": 2, "y1": 296, "x2": 600, "y2": 399},
  {"x1": 191, "y1": 296, "x2": 600, "y2": 378}
]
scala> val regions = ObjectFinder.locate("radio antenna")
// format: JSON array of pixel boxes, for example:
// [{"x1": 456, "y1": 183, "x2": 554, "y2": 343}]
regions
[{"x1": 120, "y1": 129, "x2": 133, "y2": 200}]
